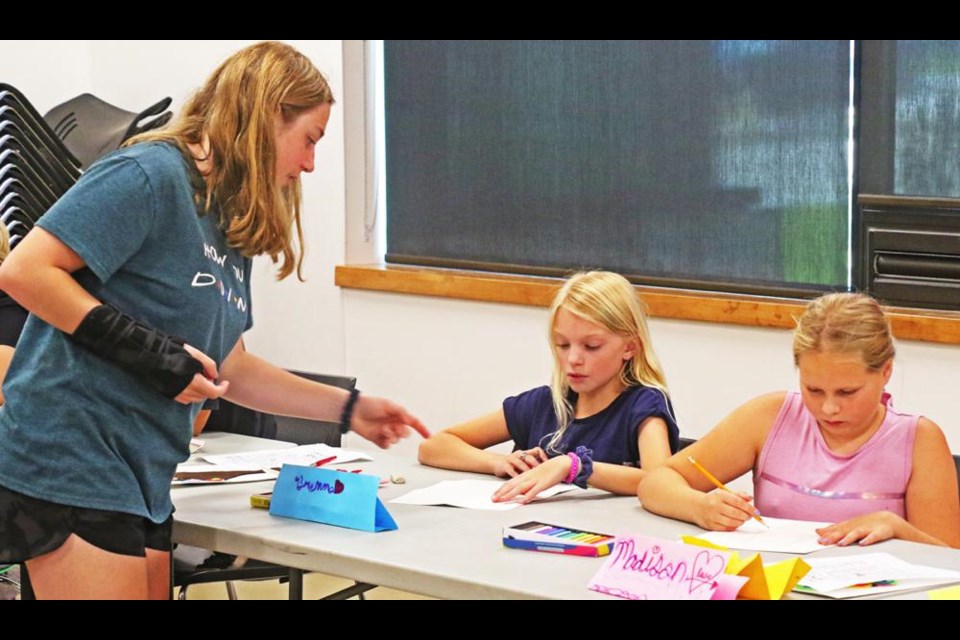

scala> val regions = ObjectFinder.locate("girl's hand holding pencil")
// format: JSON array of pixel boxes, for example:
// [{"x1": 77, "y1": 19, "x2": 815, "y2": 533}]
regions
[{"x1": 688, "y1": 456, "x2": 769, "y2": 532}]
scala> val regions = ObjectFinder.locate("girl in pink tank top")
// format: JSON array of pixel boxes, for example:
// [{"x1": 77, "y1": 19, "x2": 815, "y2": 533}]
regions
[{"x1": 639, "y1": 293, "x2": 960, "y2": 548}]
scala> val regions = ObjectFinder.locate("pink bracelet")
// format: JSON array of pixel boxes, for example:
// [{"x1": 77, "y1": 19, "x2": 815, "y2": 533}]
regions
[{"x1": 564, "y1": 452, "x2": 580, "y2": 484}]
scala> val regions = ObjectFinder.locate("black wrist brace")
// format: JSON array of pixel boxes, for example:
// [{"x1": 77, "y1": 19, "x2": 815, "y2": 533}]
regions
[{"x1": 71, "y1": 303, "x2": 204, "y2": 398}]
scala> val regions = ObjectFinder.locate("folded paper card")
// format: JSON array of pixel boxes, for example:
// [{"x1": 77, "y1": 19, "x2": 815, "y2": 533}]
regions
[
  {"x1": 587, "y1": 535, "x2": 748, "y2": 600},
  {"x1": 682, "y1": 535, "x2": 811, "y2": 599},
  {"x1": 269, "y1": 464, "x2": 397, "y2": 533}
]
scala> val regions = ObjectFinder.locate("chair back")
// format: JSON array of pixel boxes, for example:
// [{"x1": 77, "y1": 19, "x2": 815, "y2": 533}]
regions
[
  {"x1": 274, "y1": 371, "x2": 357, "y2": 446},
  {"x1": 202, "y1": 370, "x2": 356, "y2": 446},
  {"x1": 43, "y1": 93, "x2": 172, "y2": 169}
]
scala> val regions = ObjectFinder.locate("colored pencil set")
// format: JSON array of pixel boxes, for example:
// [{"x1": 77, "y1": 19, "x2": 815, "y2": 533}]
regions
[{"x1": 502, "y1": 521, "x2": 616, "y2": 557}]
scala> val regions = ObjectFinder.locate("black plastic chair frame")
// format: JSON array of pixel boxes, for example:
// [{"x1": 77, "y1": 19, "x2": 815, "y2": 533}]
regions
[{"x1": 43, "y1": 93, "x2": 173, "y2": 170}]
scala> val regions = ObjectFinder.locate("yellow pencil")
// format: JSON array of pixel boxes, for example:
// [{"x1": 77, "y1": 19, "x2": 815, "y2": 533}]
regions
[{"x1": 687, "y1": 456, "x2": 768, "y2": 528}]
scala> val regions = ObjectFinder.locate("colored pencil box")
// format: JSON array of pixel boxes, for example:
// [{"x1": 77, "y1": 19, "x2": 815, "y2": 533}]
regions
[{"x1": 502, "y1": 521, "x2": 615, "y2": 557}]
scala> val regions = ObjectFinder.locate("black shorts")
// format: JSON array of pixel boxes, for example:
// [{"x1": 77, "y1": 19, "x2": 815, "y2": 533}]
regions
[{"x1": 0, "y1": 483, "x2": 172, "y2": 561}]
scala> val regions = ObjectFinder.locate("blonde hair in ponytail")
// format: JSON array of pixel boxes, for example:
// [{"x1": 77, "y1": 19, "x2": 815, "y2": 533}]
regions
[{"x1": 793, "y1": 292, "x2": 895, "y2": 370}]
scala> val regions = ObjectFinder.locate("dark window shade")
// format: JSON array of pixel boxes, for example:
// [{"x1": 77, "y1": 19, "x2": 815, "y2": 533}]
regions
[
  {"x1": 860, "y1": 40, "x2": 960, "y2": 198},
  {"x1": 384, "y1": 40, "x2": 851, "y2": 295}
]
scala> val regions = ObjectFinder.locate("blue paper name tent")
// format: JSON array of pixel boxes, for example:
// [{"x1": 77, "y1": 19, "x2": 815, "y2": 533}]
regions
[{"x1": 269, "y1": 465, "x2": 397, "y2": 532}]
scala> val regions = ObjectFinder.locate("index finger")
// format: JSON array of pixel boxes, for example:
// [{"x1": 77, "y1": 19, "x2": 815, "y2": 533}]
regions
[
  {"x1": 492, "y1": 480, "x2": 516, "y2": 501},
  {"x1": 493, "y1": 477, "x2": 527, "y2": 502},
  {"x1": 718, "y1": 489, "x2": 756, "y2": 516},
  {"x1": 397, "y1": 409, "x2": 430, "y2": 439}
]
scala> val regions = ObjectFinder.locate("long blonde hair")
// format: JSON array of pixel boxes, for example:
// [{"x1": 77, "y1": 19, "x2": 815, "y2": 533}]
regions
[
  {"x1": 127, "y1": 41, "x2": 335, "y2": 281},
  {"x1": 793, "y1": 292, "x2": 895, "y2": 370},
  {"x1": 546, "y1": 271, "x2": 671, "y2": 451}
]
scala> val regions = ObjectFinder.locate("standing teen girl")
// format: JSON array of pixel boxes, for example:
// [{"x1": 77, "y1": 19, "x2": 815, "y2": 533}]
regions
[
  {"x1": 639, "y1": 293, "x2": 960, "y2": 548},
  {"x1": 0, "y1": 41, "x2": 427, "y2": 599},
  {"x1": 419, "y1": 270, "x2": 680, "y2": 503}
]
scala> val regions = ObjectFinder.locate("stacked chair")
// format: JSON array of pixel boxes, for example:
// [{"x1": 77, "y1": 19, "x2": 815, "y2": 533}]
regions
[
  {"x1": 0, "y1": 83, "x2": 82, "y2": 249},
  {"x1": 0, "y1": 83, "x2": 173, "y2": 250}
]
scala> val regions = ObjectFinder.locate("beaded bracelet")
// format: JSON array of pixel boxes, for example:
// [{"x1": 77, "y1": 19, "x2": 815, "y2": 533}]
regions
[
  {"x1": 572, "y1": 446, "x2": 594, "y2": 489},
  {"x1": 339, "y1": 388, "x2": 361, "y2": 434},
  {"x1": 563, "y1": 452, "x2": 580, "y2": 484}
]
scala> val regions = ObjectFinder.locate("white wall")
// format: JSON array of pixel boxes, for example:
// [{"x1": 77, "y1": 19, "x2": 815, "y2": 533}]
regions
[
  {"x1": 341, "y1": 290, "x2": 960, "y2": 457},
  {"x1": 0, "y1": 41, "x2": 92, "y2": 109},
  {"x1": 5, "y1": 40, "x2": 960, "y2": 459}
]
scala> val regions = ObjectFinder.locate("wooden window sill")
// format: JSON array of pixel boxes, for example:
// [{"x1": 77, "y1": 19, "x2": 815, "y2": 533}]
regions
[{"x1": 335, "y1": 264, "x2": 960, "y2": 345}]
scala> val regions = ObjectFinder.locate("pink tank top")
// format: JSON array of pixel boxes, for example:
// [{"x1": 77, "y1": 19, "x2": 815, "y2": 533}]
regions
[{"x1": 754, "y1": 391, "x2": 916, "y2": 523}]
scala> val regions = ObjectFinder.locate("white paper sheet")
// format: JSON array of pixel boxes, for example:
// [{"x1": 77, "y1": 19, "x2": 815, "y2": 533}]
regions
[
  {"x1": 694, "y1": 516, "x2": 832, "y2": 554},
  {"x1": 199, "y1": 443, "x2": 373, "y2": 469},
  {"x1": 390, "y1": 479, "x2": 581, "y2": 511},
  {"x1": 795, "y1": 552, "x2": 960, "y2": 598}
]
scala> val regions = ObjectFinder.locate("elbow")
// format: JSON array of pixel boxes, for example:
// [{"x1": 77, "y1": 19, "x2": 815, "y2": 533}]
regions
[
  {"x1": 417, "y1": 432, "x2": 450, "y2": 467},
  {"x1": 637, "y1": 467, "x2": 662, "y2": 506},
  {"x1": 637, "y1": 475, "x2": 648, "y2": 503},
  {"x1": 417, "y1": 437, "x2": 435, "y2": 465},
  {"x1": 0, "y1": 260, "x2": 14, "y2": 298},
  {"x1": 636, "y1": 472, "x2": 646, "y2": 502},
  {"x1": 0, "y1": 255, "x2": 30, "y2": 305}
]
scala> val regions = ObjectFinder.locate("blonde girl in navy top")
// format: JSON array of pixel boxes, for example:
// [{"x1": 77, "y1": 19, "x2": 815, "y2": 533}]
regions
[{"x1": 419, "y1": 271, "x2": 680, "y2": 503}]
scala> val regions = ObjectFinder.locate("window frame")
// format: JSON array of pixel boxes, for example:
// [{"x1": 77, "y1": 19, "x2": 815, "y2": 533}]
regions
[{"x1": 336, "y1": 40, "x2": 960, "y2": 342}]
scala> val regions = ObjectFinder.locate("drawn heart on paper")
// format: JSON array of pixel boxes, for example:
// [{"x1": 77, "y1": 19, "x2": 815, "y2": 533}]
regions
[
  {"x1": 688, "y1": 551, "x2": 725, "y2": 595},
  {"x1": 334, "y1": 479, "x2": 345, "y2": 494}
]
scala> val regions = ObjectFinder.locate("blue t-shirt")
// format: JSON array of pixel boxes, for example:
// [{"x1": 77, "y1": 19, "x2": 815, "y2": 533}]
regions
[
  {"x1": 503, "y1": 385, "x2": 680, "y2": 467},
  {"x1": 0, "y1": 142, "x2": 252, "y2": 522}
]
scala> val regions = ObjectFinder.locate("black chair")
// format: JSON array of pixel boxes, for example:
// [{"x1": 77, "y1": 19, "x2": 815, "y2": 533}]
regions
[
  {"x1": 678, "y1": 437, "x2": 697, "y2": 451},
  {"x1": 0, "y1": 84, "x2": 83, "y2": 255},
  {"x1": 172, "y1": 370, "x2": 377, "y2": 601},
  {"x1": 0, "y1": 86, "x2": 82, "y2": 187},
  {"x1": 43, "y1": 93, "x2": 172, "y2": 170},
  {"x1": 0, "y1": 85, "x2": 170, "y2": 256}
]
